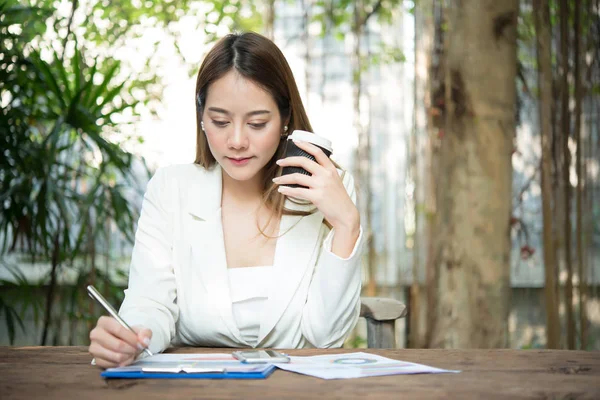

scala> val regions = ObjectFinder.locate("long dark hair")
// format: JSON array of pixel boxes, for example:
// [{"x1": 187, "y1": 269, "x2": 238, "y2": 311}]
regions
[{"x1": 194, "y1": 31, "x2": 317, "y2": 226}]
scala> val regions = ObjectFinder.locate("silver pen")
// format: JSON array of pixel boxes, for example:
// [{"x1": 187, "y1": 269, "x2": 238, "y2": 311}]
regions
[{"x1": 86, "y1": 285, "x2": 154, "y2": 357}]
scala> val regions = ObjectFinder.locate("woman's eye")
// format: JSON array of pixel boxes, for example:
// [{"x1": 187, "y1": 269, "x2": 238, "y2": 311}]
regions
[
  {"x1": 249, "y1": 123, "x2": 267, "y2": 129},
  {"x1": 212, "y1": 120, "x2": 229, "y2": 127}
]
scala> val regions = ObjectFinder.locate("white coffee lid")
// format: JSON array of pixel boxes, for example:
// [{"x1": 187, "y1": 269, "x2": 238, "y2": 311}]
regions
[{"x1": 288, "y1": 130, "x2": 333, "y2": 153}]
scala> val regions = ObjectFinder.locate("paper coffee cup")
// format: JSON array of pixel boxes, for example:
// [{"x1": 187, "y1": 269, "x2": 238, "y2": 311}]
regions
[{"x1": 281, "y1": 130, "x2": 333, "y2": 188}]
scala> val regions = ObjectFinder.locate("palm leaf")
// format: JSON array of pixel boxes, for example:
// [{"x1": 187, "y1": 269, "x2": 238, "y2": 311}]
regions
[
  {"x1": 73, "y1": 45, "x2": 82, "y2": 94},
  {"x1": 92, "y1": 81, "x2": 127, "y2": 114},
  {"x1": 80, "y1": 58, "x2": 99, "y2": 108},
  {"x1": 87, "y1": 62, "x2": 120, "y2": 109},
  {"x1": 30, "y1": 52, "x2": 66, "y2": 109},
  {"x1": 0, "y1": 296, "x2": 26, "y2": 345},
  {"x1": 55, "y1": 55, "x2": 73, "y2": 102}
]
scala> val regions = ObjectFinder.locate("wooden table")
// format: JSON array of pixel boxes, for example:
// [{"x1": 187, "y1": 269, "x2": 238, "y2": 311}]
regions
[{"x1": 1, "y1": 346, "x2": 598, "y2": 399}]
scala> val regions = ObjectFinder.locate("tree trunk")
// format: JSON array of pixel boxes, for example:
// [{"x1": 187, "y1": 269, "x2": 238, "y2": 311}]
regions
[
  {"x1": 409, "y1": 0, "x2": 435, "y2": 349},
  {"x1": 559, "y1": 0, "x2": 575, "y2": 350},
  {"x1": 586, "y1": 23, "x2": 598, "y2": 345},
  {"x1": 533, "y1": 0, "x2": 561, "y2": 349},
  {"x1": 551, "y1": 25, "x2": 562, "y2": 322},
  {"x1": 428, "y1": 0, "x2": 516, "y2": 348},
  {"x1": 264, "y1": 0, "x2": 275, "y2": 40},
  {"x1": 573, "y1": 0, "x2": 586, "y2": 350},
  {"x1": 424, "y1": 0, "x2": 445, "y2": 348},
  {"x1": 41, "y1": 233, "x2": 60, "y2": 345},
  {"x1": 352, "y1": 0, "x2": 376, "y2": 297},
  {"x1": 87, "y1": 209, "x2": 97, "y2": 334}
]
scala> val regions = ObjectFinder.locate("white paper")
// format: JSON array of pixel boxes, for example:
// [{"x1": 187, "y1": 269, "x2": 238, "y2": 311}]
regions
[
  {"x1": 105, "y1": 353, "x2": 271, "y2": 374},
  {"x1": 273, "y1": 352, "x2": 460, "y2": 380}
]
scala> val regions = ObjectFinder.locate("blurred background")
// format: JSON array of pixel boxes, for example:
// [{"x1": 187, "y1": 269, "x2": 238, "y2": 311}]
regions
[{"x1": 0, "y1": 0, "x2": 598, "y2": 350}]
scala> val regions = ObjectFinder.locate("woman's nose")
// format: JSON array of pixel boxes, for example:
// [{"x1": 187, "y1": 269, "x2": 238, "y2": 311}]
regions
[{"x1": 227, "y1": 125, "x2": 249, "y2": 149}]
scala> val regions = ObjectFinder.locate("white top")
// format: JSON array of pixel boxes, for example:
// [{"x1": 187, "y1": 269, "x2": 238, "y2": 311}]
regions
[{"x1": 227, "y1": 266, "x2": 273, "y2": 347}]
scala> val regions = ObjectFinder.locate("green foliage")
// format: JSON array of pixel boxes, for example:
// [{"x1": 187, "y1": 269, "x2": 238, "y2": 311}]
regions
[
  {"x1": 85, "y1": 0, "x2": 195, "y2": 45},
  {"x1": 345, "y1": 333, "x2": 367, "y2": 348},
  {"x1": 518, "y1": 4, "x2": 536, "y2": 44},
  {"x1": 368, "y1": 44, "x2": 406, "y2": 67},
  {"x1": 313, "y1": 0, "x2": 352, "y2": 38},
  {"x1": 0, "y1": 297, "x2": 25, "y2": 345},
  {"x1": 84, "y1": 0, "x2": 265, "y2": 47},
  {"x1": 313, "y1": 0, "x2": 405, "y2": 37},
  {"x1": 312, "y1": 0, "x2": 406, "y2": 71},
  {"x1": 405, "y1": 0, "x2": 416, "y2": 15},
  {"x1": 1, "y1": 20, "x2": 143, "y2": 256},
  {"x1": 0, "y1": 1, "x2": 147, "y2": 344},
  {"x1": 202, "y1": 0, "x2": 264, "y2": 44},
  {"x1": 0, "y1": 261, "x2": 39, "y2": 344}
]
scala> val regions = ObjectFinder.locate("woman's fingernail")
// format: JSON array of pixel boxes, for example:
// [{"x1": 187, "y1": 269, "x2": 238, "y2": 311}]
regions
[
  {"x1": 143, "y1": 337, "x2": 151, "y2": 346},
  {"x1": 272, "y1": 177, "x2": 279, "y2": 182},
  {"x1": 137, "y1": 343, "x2": 145, "y2": 351},
  {"x1": 276, "y1": 159, "x2": 283, "y2": 165},
  {"x1": 278, "y1": 187, "x2": 285, "y2": 193}
]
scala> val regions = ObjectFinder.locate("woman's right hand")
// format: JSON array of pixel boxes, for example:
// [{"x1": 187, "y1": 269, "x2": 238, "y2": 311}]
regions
[{"x1": 88, "y1": 316, "x2": 152, "y2": 368}]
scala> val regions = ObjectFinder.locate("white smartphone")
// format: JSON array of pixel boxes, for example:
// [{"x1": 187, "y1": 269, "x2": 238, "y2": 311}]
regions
[{"x1": 232, "y1": 350, "x2": 290, "y2": 363}]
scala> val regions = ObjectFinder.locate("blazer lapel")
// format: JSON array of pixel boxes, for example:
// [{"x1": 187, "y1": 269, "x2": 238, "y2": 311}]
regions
[
  {"x1": 257, "y1": 200, "x2": 324, "y2": 345},
  {"x1": 186, "y1": 165, "x2": 247, "y2": 345},
  {"x1": 185, "y1": 165, "x2": 324, "y2": 347}
]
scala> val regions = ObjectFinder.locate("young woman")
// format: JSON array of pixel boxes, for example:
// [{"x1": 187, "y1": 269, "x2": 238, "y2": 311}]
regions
[{"x1": 88, "y1": 32, "x2": 364, "y2": 368}]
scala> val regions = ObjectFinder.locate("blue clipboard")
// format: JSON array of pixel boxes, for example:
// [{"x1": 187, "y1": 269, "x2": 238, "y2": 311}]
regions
[{"x1": 101, "y1": 364, "x2": 276, "y2": 379}]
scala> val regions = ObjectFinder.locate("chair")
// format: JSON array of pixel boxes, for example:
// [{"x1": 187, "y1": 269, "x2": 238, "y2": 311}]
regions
[{"x1": 359, "y1": 297, "x2": 407, "y2": 348}]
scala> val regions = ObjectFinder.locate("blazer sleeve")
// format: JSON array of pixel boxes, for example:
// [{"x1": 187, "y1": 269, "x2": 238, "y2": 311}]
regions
[
  {"x1": 301, "y1": 171, "x2": 365, "y2": 348},
  {"x1": 118, "y1": 167, "x2": 179, "y2": 354}
]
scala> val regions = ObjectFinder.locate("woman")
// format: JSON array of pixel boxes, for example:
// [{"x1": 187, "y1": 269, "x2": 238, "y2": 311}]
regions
[{"x1": 88, "y1": 32, "x2": 364, "y2": 368}]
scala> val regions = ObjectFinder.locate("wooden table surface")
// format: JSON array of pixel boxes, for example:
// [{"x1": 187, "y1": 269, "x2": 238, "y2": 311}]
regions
[{"x1": 0, "y1": 346, "x2": 598, "y2": 399}]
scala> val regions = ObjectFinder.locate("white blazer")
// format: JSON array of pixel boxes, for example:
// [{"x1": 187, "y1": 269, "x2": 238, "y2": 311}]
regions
[{"x1": 118, "y1": 163, "x2": 364, "y2": 353}]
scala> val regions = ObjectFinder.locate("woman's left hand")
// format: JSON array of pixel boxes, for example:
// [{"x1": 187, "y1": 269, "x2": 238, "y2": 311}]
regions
[{"x1": 273, "y1": 140, "x2": 360, "y2": 234}]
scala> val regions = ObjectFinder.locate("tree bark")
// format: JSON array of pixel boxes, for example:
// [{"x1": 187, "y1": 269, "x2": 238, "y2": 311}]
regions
[
  {"x1": 424, "y1": 0, "x2": 445, "y2": 348},
  {"x1": 559, "y1": 0, "x2": 575, "y2": 350},
  {"x1": 410, "y1": 0, "x2": 435, "y2": 349},
  {"x1": 573, "y1": 0, "x2": 586, "y2": 350},
  {"x1": 429, "y1": 0, "x2": 516, "y2": 348},
  {"x1": 533, "y1": 0, "x2": 561, "y2": 349},
  {"x1": 264, "y1": 0, "x2": 276, "y2": 40}
]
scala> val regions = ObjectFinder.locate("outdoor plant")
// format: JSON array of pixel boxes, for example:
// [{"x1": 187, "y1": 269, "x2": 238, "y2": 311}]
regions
[{"x1": 0, "y1": 1, "x2": 148, "y2": 345}]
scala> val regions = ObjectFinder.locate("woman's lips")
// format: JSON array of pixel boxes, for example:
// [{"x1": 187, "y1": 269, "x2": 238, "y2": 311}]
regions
[{"x1": 227, "y1": 157, "x2": 253, "y2": 166}]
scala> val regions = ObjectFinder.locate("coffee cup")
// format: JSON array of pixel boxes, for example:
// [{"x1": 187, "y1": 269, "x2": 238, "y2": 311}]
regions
[{"x1": 281, "y1": 130, "x2": 333, "y2": 188}]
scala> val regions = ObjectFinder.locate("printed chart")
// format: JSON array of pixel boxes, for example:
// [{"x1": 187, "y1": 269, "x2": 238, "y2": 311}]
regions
[{"x1": 274, "y1": 352, "x2": 459, "y2": 379}]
